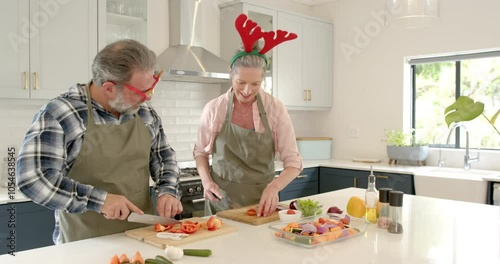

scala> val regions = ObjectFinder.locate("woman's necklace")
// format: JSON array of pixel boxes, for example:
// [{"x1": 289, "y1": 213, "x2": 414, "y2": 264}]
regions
[{"x1": 234, "y1": 101, "x2": 253, "y2": 117}]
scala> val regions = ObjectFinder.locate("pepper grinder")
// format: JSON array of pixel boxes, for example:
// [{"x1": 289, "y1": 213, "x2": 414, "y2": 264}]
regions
[
  {"x1": 388, "y1": 191, "x2": 404, "y2": 234},
  {"x1": 377, "y1": 188, "x2": 392, "y2": 229}
]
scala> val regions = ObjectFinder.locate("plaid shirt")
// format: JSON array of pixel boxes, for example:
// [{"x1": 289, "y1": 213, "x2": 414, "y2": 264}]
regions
[{"x1": 16, "y1": 83, "x2": 181, "y2": 243}]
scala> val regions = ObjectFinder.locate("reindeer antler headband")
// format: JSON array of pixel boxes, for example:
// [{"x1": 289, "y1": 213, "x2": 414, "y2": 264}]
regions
[{"x1": 230, "y1": 14, "x2": 298, "y2": 68}]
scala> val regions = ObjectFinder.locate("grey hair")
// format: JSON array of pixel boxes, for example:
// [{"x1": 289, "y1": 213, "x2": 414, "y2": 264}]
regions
[
  {"x1": 230, "y1": 41, "x2": 267, "y2": 81},
  {"x1": 91, "y1": 39, "x2": 157, "y2": 86}
]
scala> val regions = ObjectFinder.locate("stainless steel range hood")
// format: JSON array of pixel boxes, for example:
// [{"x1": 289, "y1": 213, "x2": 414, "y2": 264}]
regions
[{"x1": 157, "y1": 0, "x2": 230, "y2": 83}]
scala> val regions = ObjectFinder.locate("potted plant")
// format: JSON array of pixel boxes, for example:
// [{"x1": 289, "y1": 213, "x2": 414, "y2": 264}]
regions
[
  {"x1": 444, "y1": 96, "x2": 500, "y2": 136},
  {"x1": 383, "y1": 129, "x2": 429, "y2": 166}
]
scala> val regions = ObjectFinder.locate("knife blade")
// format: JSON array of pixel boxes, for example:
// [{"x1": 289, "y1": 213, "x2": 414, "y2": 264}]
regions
[{"x1": 127, "y1": 212, "x2": 181, "y2": 226}]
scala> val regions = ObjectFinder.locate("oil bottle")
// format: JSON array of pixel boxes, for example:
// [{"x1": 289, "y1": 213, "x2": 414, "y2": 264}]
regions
[{"x1": 365, "y1": 166, "x2": 378, "y2": 223}]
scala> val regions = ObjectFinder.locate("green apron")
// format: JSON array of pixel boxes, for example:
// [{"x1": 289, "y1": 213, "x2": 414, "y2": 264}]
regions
[
  {"x1": 210, "y1": 92, "x2": 275, "y2": 211},
  {"x1": 58, "y1": 83, "x2": 153, "y2": 243}
]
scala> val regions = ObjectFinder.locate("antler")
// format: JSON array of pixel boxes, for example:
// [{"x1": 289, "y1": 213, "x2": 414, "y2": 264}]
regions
[
  {"x1": 235, "y1": 14, "x2": 264, "y2": 52},
  {"x1": 259, "y1": 30, "x2": 298, "y2": 54}
]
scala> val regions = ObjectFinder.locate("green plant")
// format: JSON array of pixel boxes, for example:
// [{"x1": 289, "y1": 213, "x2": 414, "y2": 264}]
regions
[
  {"x1": 383, "y1": 129, "x2": 428, "y2": 146},
  {"x1": 444, "y1": 96, "x2": 500, "y2": 136}
]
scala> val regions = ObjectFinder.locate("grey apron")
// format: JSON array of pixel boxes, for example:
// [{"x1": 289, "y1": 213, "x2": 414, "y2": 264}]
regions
[
  {"x1": 209, "y1": 92, "x2": 275, "y2": 211},
  {"x1": 58, "y1": 83, "x2": 153, "y2": 243}
]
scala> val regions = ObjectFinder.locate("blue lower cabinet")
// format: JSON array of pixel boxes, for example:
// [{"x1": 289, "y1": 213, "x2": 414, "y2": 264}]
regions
[
  {"x1": 278, "y1": 168, "x2": 319, "y2": 202},
  {"x1": 319, "y1": 167, "x2": 415, "y2": 195},
  {"x1": 0, "y1": 201, "x2": 55, "y2": 255}
]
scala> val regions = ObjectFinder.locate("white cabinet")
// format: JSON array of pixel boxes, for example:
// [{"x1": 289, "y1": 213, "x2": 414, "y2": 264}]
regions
[
  {"x1": 277, "y1": 12, "x2": 333, "y2": 109},
  {"x1": 220, "y1": 1, "x2": 333, "y2": 110},
  {"x1": 0, "y1": 0, "x2": 98, "y2": 99}
]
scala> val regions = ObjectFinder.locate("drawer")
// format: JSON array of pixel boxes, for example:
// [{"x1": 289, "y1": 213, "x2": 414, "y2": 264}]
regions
[{"x1": 276, "y1": 167, "x2": 318, "y2": 184}]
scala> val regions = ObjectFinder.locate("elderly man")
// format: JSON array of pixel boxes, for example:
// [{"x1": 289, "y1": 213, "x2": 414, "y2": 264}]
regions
[{"x1": 16, "y1": 39, "x2": 182, "y2": 243}]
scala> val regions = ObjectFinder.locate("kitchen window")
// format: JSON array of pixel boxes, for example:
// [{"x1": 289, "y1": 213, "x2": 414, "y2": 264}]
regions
[{"x1": 410, "y1": 51, "x2": 500, "y2": 150}]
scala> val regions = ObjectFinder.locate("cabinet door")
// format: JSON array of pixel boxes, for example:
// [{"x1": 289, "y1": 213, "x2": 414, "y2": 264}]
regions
[
  {"x1": 374, "y1": 171, "x2": 415, "y2": 195},
  {"x1": 276, "y1": 12, "x2": 305, "y2": 107},
  {"x1": 0, "y1": 202, "x2": 55, "y2": 255},
  {"x1": 303, "y1": 19, "x2": 333, "y2": 108},
  {"x1": 0, "y1": 0, "x2": 30, "y2": 99},
  {"x1": 319, "y1": 168, "x2": 368, "y2": 193},
  {"x1": 278, "y1": 167, "x2": 318, "y2": 201},
  {"x1": 30, "y1": 0, "x2": 98, "y2": 100}
]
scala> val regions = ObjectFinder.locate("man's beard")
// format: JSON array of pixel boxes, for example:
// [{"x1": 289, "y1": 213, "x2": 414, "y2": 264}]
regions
[{"x1": 109, "y1": 90, "x2": 140, "y2": 115}]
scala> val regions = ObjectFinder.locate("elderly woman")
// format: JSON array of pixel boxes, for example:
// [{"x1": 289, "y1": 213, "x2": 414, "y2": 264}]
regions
[{"x1": 194, "y1": 14, "x2": 303, "y2": 217}]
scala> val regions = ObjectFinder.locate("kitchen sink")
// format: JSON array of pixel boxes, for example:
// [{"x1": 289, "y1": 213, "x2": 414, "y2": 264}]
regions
[
  {"x1": 414, "y1": 166, "x2": 495, "y2": 204},
  {"x1": 427, "y1": 167, "x2": 499, "y2": 176}
]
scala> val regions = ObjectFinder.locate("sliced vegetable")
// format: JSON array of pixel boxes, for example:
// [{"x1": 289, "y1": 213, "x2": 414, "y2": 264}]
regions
[
  {"x1": 119, "y1": 253, "x2": 130, "y2": 263},
  {"x1": 181, "y1": 222, "x2": 201, "y2": 234},
  {"x1": 109, "y1": 254, "x2": 120, "y2": 264},
  {"x1": 206, "y1": 216, "x2": 223, "y2": 231},
  {"x1": 286, "y1": 210, "x2": 296, "y2": 215},
  {"x1": 154, "y1": 223, "x2": 173, "y2": 232},
  {"x1": 183, "y1": 249, "x2": 213, "y2": 257},
  {"x1": 246, "y1": 208, "x2": 257, "y2": 216},
  {"x1": 130, "y1": 251, "x2": 145, "y2": 264}
]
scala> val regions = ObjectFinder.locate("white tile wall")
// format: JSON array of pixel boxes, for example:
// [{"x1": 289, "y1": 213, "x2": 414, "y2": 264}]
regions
[
  {"x1": 150, "y1": 81, "x2": 223, "y2": 161},
  {"x1": 0, "y1": 81, "x2": 223, "y2": 162}
]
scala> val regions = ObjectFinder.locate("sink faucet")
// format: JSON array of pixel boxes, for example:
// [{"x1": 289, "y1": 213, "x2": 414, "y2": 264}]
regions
[{"x1": 445, "y1": 123, "x2": 480, "y2": 170}]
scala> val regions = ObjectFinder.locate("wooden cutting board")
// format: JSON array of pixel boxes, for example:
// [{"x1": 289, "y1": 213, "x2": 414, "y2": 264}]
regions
[
  {"x1": 125, "y1": 217, "x2": 237, "y2": 249},
  {"x1": 216, "y1": 204, "x2": 286, "y2": 226}
]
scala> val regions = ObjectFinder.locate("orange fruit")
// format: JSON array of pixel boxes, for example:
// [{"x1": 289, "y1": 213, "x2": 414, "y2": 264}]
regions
[{"x1": 346, "y1": 196, "x2": 366, "y2": 218}]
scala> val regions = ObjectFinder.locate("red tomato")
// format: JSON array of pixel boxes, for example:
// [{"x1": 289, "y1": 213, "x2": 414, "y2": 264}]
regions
[
  {"x1": 247, "y1": 208, "x2": 257, "y2": 216},
  {"x1": 286, "y1": 210, "x2": 296, "y2": 215}
]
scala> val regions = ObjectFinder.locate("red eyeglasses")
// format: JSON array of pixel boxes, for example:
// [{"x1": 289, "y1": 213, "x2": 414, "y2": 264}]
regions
[{"x1": 109, "y1": 70, "x2": 163, "y2": 102}]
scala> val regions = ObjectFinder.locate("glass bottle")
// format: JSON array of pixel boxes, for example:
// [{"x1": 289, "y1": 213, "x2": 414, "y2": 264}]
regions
[
  {"x1": 388, "y1": 191, "x2": 404, "y2": 234},
  {"x1": 365, "y1": 166, "x2": 378, "y2": 224},
  {"x1": 377, "y1": 188, "x2": 392, "y2": 229}
]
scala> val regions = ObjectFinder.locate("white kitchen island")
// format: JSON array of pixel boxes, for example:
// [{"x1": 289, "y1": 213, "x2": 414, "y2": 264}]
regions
[{"x1": 1, "y1": 188, "x2": 499, "y2": 264}]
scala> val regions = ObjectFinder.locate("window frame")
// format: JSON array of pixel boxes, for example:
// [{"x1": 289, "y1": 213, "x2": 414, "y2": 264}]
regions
[{"x1": 410, "y1": 50, "x2": 500, "y2": 151}]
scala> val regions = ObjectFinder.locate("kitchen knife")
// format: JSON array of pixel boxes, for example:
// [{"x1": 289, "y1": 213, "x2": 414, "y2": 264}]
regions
[{"x1": 127, "y1": 212, "x2": 181, "y2": 226}]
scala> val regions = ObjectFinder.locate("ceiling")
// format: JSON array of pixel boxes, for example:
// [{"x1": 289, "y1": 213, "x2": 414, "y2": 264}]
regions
[{"x1": 290, "y1": 0, "x2": 337, "y2": 6}]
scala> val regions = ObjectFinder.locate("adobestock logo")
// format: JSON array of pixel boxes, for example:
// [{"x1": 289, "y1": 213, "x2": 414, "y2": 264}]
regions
[
  {"x1": 340, "y1": 4, "x2": 403, "y2": 63},
  {"x1": 7, "y1": 0, "x2": 71, "y2": 53}
]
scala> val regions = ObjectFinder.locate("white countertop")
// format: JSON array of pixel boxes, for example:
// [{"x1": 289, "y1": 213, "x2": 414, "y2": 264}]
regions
[{"x1": 1, "y1": 188, "x2": 499, "y2": 263}]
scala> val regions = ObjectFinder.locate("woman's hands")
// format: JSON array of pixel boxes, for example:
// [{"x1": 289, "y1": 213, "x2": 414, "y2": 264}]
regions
[
  {"x1": 203, "y1": 180, "x2": 222, "y2": 202},
  {"x1": 257, "y1": 185, "x2": 280, "y2": 217}
]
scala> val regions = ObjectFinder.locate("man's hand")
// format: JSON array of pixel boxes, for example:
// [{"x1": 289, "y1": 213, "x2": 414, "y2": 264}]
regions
[
  {"x1": 156, "y1": 194, "x2": 183, "y2": 218},
  {"x1": 101, "y1": 193, "x2": 143, "y2": 220}
]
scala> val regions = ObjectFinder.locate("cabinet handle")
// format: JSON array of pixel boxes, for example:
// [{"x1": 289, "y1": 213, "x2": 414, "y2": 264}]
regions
[
  {"x1": 33, "y1": 72, "x2": 39, "y2": 90},
  {"x1": 377, "y1": 175, "x2": 390, "y2": 179},
  {"x1": 23, "y1": 72, "x2": 28, "y2": 89},
  {"x1": 308, "y1": 90, "x2": 312, "y2": 101},
  {"x1": 353, "y1": 178, "x2": 357, "y2": 188},
  {"x1": 296, "y1": 174, "x2": 308, "y2": 179},
  {"x1": 303, "y1": 89, "x2": 307, "y2": 101}
]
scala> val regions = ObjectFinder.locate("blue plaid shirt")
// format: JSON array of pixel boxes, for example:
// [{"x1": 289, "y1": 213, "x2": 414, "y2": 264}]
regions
[{"x1": 16, "y1": 83, "x2": 181, "y2": 243}]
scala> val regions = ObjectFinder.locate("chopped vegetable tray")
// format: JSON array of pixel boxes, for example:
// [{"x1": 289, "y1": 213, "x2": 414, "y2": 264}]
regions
[{"x1": 269, "y1": 214, "x2": 368, "y2": 248}]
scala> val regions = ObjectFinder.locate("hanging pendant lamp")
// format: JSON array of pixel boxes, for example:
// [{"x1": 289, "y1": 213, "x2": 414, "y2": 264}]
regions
[{"x1": 386, "y1": 0, "x2": 440, "y2": 29}]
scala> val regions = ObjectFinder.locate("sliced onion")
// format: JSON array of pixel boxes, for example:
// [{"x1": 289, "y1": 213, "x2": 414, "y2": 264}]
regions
[
  {"x1": 316, "y1": 225, "x2": 329, "y2": 234},
  {"x1": 301, "y1": 223, "x2": 317, "y2": 234}
]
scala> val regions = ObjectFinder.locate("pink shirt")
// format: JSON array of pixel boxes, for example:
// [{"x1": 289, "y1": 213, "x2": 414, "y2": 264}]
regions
[{"x1": 194, "y1": 88, "x2": 303, "y2": 171}]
